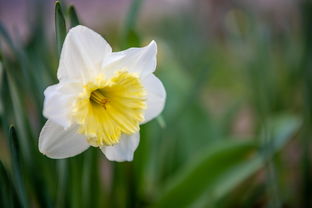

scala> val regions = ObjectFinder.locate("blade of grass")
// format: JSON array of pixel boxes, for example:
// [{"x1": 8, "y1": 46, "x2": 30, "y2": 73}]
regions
[
  {"x1": 68, "y1": 5, "x2": 80, "y2": 28},
  {"x1": 82, "y1": 151, "x2": 92, "y2": 207},
  {"x1": 0, "y1": 23, "x2": 33, "y2": 95},
  {"x1": 6, "y1": 69, "x2": 31, "y2": 161},
  {"x1": 8, "y1": 126, "x2": 29, "y2": 208},
  {"x1": 0, "y1": 160, "x2": 18, "y2": 208},
  {"x1": 68, "y1": 156, "x2": 84, "y2": 208},
  {"x1": 55, "y1": 1, "x2": 66, "y2": 57},
  {"x1": 121, "y1": 0, "x2": 144, "y2": 48},
  {"x1": 56, "y1": 159, "x2": 68, "y2": 208}
]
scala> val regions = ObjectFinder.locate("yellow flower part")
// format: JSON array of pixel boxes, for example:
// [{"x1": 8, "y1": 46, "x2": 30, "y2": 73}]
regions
[{"x1": 72, "y1": 71, "x2": 146, "y2": 146}]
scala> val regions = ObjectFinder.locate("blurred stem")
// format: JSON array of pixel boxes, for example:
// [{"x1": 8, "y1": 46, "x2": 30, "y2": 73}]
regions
[
  {"x1": 81, "y1": 150, "x2": 103, "y2": 208},
  {"x1": 8, "y1": 127, "x2": 29, "y2": 208},
  {"x1": 125, "y1": 0, "x2": 143, "y2": 29},
  {"x1": 69, "y1": 158, "x2": 81, "y2": 208},
  {"x1": 158, "y1": 65, "x2": 209, "y2": 183},
  {"x1": 110, "y1": 163, "x2": 137, "y2": 208},
  {"x1": 110, "y1": 163, "x2": 127, "y2": 208},
  {"x1": 258, "y1": 101, "x2": 281, "y2": 208},
  {"x1": 56, "y1": 160, "x2": 68, "y2": 208},
  {"x1": 122, "y1": 0, "x2": 144, "y2": 48},
  {"x1": 82, "y1": 152, "x2": 92, "y2": 208},
  {"x1": 246, "y1": 31, "x2": 281, "y2": 207}
]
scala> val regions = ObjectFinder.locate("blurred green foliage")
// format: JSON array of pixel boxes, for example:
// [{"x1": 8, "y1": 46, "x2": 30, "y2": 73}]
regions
[{"x1": 0, "y1": 0, "x2": 311, "y2": 207}]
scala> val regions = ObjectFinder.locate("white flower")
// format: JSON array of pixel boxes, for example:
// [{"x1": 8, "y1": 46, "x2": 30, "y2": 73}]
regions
[{"x1": 38, "y1": 25, "x2": 166, "y2": 162}]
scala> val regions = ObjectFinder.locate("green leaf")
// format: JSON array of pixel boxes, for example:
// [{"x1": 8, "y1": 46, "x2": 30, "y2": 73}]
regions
[
  {"x1": 125, "y1": 0, "x2": 143, "y2": 31},
  {"x1": 0, "y1": 69, "x2": 11, "y2": 140},
  {"x1": 56, "y1": 160, "x2": 68, "y2": 208},
  {"x1": 153, "y1": 140, "x2": 258, "y2": 208},
  {"x1": 153, "y1": 115, "x2": 301, "y2": 208},
  {"x1": 8, "y1": 126, "x2": 28, "y2": 208},
  {"x1": 68, "y1": 5, "x2": 80, "y2": 28},
  {"x1": 192, "y1": 156, "x2": 264, "y2": 208},
  {"x1": 0, "y1": 24, "x2": 33, "y2": 95},
  {"x1": 0, "y1": 52, "x2": 32, "y2": 162},
  {"x1": 124, "y1": 29, "x2": 141, "y2": 48},
  {"x1": 0, "y1": 160, "x2": 19, "y2": 208},
  {"x1": 0, "y1": 24, "x2": 17, "y2": 53},
  {"x1": 121, "y1": 0, "x2": 144, "y2": 48},
  {"x1": 55, "y1": 1, "x2": 66, "y2": 56},
  {"x1": 6, "y1": 69, "x2": 31, "y2": 160}
]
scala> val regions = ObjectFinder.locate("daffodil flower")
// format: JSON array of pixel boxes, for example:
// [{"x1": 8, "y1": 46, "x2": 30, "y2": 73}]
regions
[{"x1": 38, "y1": 25, "x2": 166, "y2": 162}]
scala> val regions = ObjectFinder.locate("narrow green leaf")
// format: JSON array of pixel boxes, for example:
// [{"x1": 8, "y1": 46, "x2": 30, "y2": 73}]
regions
[
  {"x1": 56, "y1": 160, "x2": 68, "y2": 208},
  {"x1": 154, "y1": 140, "x2": 258, "y2": 208},
  {"x1": 68, "y1": 5, "x2": 80, "y2": 28},
  {"x1": 0, "y1": 69, "x2": 11, "y2": 140},
  {"x1": 0, "y1": 24, "x2": 33, "y2": 101},
  {"x1": 8, "y1": 126, "x2": 28, "y2": 208},
  {"x1": 125, "y1": 0, "x2": 143, "y2": 30},
  {"x1": 0, "y1": 160, "x2": 18, "y2": 208},
  {"x1": 1, "y1": 46, "x2": 32, "y2": 162},
  {"x1": 82, "y1": 152, "x2": 92, "y2": 207},
  {"x1": 55, "y1": 1, "x2": 66, "y2": 56},
  {"x1": 81, "y1": 150, "x2": 102, "y2": 208},
  {"x1": 192, "y1": 156, "x2": 264, "y2": 208},
  {"x1": 6, "y1": 70, "x2": 31, "y2": 160},
  {"x1": 153, "y1": 115, "x2": 301, "y2": 207},
  {"x1": 122, "y1": 0, "x2": 144, "y2": 48},
  {"x1": 0, "y1": 24, "x2": 17, "y2": 53},
  {"x1": 124, "y1": 29, "x2": 141, "y2": 48}
]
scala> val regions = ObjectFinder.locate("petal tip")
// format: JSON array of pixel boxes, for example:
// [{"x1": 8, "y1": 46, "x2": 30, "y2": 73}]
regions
[
  {"x1": 148, "y1": 40, "x2": 157, "y2": 50},
  {"x1": 100, "y1": 132, "x2": 139, "y2": 162},
  {"x1": 105, "y1": 154, "x2": 133, "y2": 162}
]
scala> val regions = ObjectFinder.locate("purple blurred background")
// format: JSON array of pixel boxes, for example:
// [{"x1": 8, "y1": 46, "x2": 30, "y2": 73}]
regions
[{"x1": 0, "y1": 0, "x2": 298, "y2": 44}]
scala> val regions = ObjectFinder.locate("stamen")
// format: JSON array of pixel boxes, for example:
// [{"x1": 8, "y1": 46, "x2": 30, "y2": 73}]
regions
[
  {"x1": 72, "y1": 72, "x2": 146, "y2": 146},
  {"x1": 90, "y1": 89, "x2": 110, "y2": 109}
]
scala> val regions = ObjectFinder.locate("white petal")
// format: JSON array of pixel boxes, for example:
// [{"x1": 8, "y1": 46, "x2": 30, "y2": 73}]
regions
[
  {"x1": 57, "y1": 25, "x2": 112, "y2": 82},
  {"x1": 43, "y1": 81, "x2": 82, "y2": 128},
  {"x1": 101, "y1": 41, "x2": 157, "y2": 79},
  {"x1": 39, "y1": 120, "x2": 89, "y2": 159},
  {"x1": 141, "y1": 74, "x2": 166, "y2": 123},
  {"x1": 100, "y1": 132, "x2": 140, "y2": 162}
]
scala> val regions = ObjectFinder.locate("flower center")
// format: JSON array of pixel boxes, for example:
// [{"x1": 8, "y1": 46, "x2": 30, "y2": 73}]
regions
[
  {"x1": 90, "y1": 89, "x2": 110, "y2": 109},
  {"x1": 72, "y1": 71, "x2": 146, "y2": 146}
]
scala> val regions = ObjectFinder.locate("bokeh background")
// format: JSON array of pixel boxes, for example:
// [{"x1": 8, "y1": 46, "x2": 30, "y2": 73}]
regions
[{"x1": 0, "y1": 0, "x2": 311, "y2": 207}]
